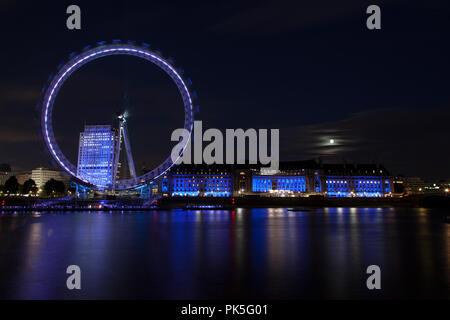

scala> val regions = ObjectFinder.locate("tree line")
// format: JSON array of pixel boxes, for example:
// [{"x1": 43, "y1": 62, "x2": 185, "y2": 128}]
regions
[{"x1": 0, "y1": 176, "x2": 66, "y2": 197}]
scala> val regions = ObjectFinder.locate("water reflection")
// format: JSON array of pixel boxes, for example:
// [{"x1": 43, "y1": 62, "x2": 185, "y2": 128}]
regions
[{"x1": 0, "y1": 208, "x2": 449, "y2": 299}]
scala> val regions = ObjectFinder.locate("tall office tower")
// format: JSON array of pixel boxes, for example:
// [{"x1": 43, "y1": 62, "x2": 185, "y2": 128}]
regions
[{"x1": 77, "y1": 125, "x2": 118, "y2": 189}]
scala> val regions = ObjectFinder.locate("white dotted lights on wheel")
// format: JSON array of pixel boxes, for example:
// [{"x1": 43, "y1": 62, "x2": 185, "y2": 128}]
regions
[{"x1": 40, "y1": 42, "x2": 195, "y2": 190}]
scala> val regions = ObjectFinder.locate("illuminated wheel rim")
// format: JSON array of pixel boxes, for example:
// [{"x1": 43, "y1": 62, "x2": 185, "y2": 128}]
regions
[{"x1": 40, "y1": 42, "x2": 195, "y2": 190}]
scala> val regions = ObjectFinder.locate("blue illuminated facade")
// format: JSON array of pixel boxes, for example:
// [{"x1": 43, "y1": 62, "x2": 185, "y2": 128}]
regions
[
  {"x1": 168, "y1": 164, "x2": 232, "y2": 197},
  {"x1": 161, "y1": 177, "x2": 169, "y2": 193},
  {"x1": 322, "y1": 163, "x2": 392, "y2": 197},
  {"x1": 252, "y1": 176, "x2": 272, "y2": 192},
  {"x1": 163, "y1": 161, "x2": 392, "y2": 198},
  {"x1": 325, "y1": 176, "x2": 390, "y2": 197},
  {"x1": 314, "y1": 176, "x2": 322, "y2": 193},
  {"x1": 252, "y1": 176, "x2": 306, "y2": 193},
  {"x1": 77, "y1": 125, "x2": 117, "y2": 189}
]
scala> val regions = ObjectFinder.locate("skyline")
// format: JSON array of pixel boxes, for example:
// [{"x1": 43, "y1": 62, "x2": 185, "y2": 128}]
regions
[
  {"x1": 1, "y1": 1, "x2": 449, "y2": 180},
  {"x1": 1, "y1": 2, "x2": 450, "y2": 304}
]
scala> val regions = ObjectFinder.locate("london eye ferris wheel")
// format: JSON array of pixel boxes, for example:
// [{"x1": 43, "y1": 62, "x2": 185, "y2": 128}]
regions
[{"x1": 39, "y1": 41, "x2": 197, "y2": 191}]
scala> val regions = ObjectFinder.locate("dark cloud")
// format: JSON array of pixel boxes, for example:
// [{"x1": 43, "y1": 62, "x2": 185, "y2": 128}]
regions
[
  {"x1": 0, "y1": 128, "x2": 38, "y2": 143},
  {"x1": 211, "y1": 0, "x2": 394, "y2": 34},
  {"x1": 0, "y1": 84, "x2": 40, "y2": 144},
  {"x1": 281, "y1": 108, "x2": 450, "y2": 179},
  {"x1": 0, "y1": 84, "x2": 40, "y2": 103}
]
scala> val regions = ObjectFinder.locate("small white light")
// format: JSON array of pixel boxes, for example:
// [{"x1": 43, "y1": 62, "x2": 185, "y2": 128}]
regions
[{"x1": 329, "y1": 139, "x2": 335, "y2": 144}]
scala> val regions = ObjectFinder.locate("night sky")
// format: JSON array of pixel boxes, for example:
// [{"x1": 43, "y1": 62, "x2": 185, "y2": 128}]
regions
[{"x1": 0, "y1": 0, "x2": 449, "y2": 180}]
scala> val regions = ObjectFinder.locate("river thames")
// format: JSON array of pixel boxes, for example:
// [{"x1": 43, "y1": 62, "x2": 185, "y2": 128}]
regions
[{"x1": 0, "y1": 208, "x2": 449, "y2": 299}]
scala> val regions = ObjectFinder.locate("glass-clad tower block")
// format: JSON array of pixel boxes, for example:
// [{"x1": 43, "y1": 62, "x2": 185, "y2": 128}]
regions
[{"x1": 77, "y1": 125, "x2": 118, "y2": 189}]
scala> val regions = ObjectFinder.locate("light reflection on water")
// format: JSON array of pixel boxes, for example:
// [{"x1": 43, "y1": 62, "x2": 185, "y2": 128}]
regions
[{"x1": 0, "y1": 208, "x2": 448, "y2": 299}]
